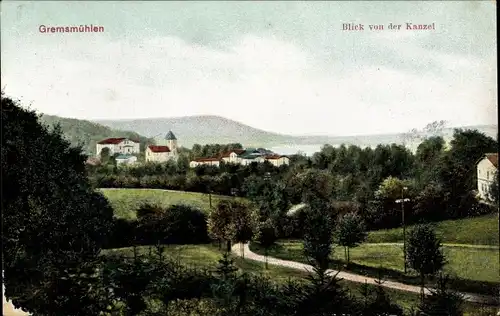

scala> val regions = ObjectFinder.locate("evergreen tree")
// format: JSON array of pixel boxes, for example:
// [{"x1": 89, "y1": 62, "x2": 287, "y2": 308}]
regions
[
  {"x1": 406, "y1": 224, "x2": 446, "y2": 301},
  {"x1": 418, "y1": 273, "x2": 464, "y2": 316}
]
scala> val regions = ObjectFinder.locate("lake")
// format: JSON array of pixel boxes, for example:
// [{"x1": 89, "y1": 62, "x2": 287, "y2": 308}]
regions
[{"x1": 269, "y1": 142, "x2": 419, "y2": 157}]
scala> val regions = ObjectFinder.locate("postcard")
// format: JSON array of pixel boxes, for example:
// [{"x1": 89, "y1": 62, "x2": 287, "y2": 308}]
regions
[{"x1": 1, "y1": 1, "x2": 498, "y2": 315}]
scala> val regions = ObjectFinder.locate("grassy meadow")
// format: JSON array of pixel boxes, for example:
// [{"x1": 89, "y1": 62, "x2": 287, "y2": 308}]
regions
[
  {"x1": 250, "y1": 240, "x2": 499, "y2": 283},
  {"x1": 366, "y1": 213, "x2": 499, "y2": 246},
  {"x1": 99, "y1": 188, "x2": 240, "y2": 219}
]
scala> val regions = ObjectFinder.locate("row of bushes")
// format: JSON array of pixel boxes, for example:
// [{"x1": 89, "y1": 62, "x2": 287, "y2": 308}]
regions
[
  {"x1": 105, "y1": 204, "x2": 210, "y2": 249},
  {"x1": 90, "y1": 174, "x2": 246, "y2": 196}
]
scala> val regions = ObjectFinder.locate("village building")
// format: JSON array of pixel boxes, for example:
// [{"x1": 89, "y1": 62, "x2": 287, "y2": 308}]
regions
[
  {"x1": 96, "y1": 137, "x2": 140, "y2": 156},
  {"x1": 189, "y1": 157, "x2": 221, "y2": 168},
  {"x1": 145, "y1": 131, "x2": 179, "y2": 163},
  {"x1": 476, "y1": 153, "x2": 498, "y2": 201},
  {"x1": 115, "y1": 154, "x2": 138, "y2": 165},
  {"x1": 190, "y1": 148, "x2": 289, "y2": 168}
]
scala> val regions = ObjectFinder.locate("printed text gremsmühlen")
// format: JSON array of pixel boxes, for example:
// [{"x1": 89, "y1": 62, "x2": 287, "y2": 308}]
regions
[{"x1": 39, "y1": 25, "x2": 105, "y2": 33}]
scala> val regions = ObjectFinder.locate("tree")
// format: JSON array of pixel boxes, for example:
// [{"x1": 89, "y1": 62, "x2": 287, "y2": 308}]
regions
[
  {"x1": 253, "y1": 219, "x2": 278, "y2": 269},
  {"x1": 375, "y1": 176, "x2": 413, "y2": 201},
  {"x1": 334, "y1": 212, "x2": 367, "y2": 265},
  {"x1": 406, "y1": 224, "x2": 446, "y2": 301},
  {"x1": 413, "y1": 183, "x2": 448, "y2": 222},
  {"x1": 359, "y1": 273, "x2": 404, "y2": 316},
  {"x1": 100, "y1": 147, "x2": 111, "y2": 163},
  {"x1": 416, "y1": 273, "x2": 464, "y2": 316},
  {"x1": 302, "y1": 205, "x2": 335, "y2": 271},
  {"x1": 231, "y1": 201, "x2": 258, "y2": 258},
  {"x1": 207, "y1": 200, "x2": 237, "y2": 253},
  {"x1": 2, "y1": 92, "x2": 114, "y2": 315}
]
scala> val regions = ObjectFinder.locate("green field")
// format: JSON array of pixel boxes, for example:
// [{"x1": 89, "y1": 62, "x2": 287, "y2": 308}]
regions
[
  {"x1": 103, "y1": 244, "x2": 495, "y2": 315},
  {"x1": 251, "y1": 240, "x2": 499, "y2": 283},
  {"x1": 367, "y1": 214, "x2": 499, "y2": 246},
  {"x1": 100, "y1": 188, "x2": 240, "y2": 219}
]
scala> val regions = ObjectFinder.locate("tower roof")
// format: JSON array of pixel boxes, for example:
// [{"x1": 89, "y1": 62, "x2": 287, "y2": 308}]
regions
[{"x1": 165, "y1": 131, "x2": 177, "y2": 140}]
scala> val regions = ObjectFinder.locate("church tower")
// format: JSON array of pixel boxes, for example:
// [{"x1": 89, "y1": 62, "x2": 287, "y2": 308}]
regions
[{"x1": 165, "y1": 130, "x2": 178, "y2": 155}]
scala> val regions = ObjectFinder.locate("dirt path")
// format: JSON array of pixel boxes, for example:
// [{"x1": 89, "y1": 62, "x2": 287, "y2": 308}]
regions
[
  {"x1": 3, "y1": 285, "x2": 30, "y2": 316},
  {"x1": 231, "y1": 242, "x2": 499, "y2": 306}
]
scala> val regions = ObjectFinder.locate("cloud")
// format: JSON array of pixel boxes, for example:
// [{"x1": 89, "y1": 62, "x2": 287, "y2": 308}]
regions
[{"x1": 1, "y1": 21, "x2": 496, "y2": 136}]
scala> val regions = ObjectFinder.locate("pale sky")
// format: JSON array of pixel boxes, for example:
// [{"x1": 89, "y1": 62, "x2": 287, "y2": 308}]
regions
[{"x1": 1, "y1": 1, "x2": 497, "y2": 136}]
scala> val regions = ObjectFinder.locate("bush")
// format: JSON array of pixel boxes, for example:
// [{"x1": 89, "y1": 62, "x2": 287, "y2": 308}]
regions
[
  {"x1": 135, "y1": 204, "x2": 209, "y2": 245},
  {"x1": 161, "y1": 204, "x2": 209, "y2": 244},
  {"x1": 105, "y1": 218, "x2": 138, "y2": 249}
]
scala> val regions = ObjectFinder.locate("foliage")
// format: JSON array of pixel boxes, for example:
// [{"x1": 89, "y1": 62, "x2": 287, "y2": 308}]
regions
[
  {"x1": 406, "y1": 224, "x2": 446, "y2": 300},
  {"x1": 1, "y1": 92, "x2": 114, "y2": 315},
  {"x1": 358, "y1": 274, "x2": 404, "y2": 316},
  {"x1": 291, "y1": 266, "x2": 353, "y2": 316},
  {"x1": 375, "y1": 176, "x2": 414, "y2": 201},
  {"x1": 417, "y1": 273, "x2": 465, "y2": 316},
  {"x1": 412, "y1": 183, "x2": 448, "y2": 221},
  {"x1": 208, "y1": 200, "x2": 238, "y2": 252},
  {"x1": 302, "y1": 205, "x2": 336, "y2": 270},
  {"x1": 133, "y1": 203, "x2": 210, "y2": 246},
  {"x1": 253, "y1": 219, "x2": 278, "y2": 269},
  {"x1": 334, "y1": 212, "x2": 368, "y2": 264}
]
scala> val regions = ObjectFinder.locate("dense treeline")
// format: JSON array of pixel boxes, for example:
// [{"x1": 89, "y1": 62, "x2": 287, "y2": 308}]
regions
[
  {"x1": 88, "y1": 158, "x2": 291, "y2": 197},
  {"x1": 89, "y1": 125, "x2": 497, "y2": 231}
]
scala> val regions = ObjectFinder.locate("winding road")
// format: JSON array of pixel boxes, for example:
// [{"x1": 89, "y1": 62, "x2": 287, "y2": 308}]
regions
[{"x1": 231, "y1": 242, "x2": 500, "y2": 306}]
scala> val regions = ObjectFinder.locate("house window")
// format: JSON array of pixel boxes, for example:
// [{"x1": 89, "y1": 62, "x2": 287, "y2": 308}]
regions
[{"x1": 487, "y1": 171, "x2": 490, "y2": 179}]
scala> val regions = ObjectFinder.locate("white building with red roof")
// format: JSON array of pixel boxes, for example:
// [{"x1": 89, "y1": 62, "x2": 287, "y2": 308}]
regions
[
  {"x1": 145, "y1": 131, "x2": 179, "y2": 163},
  {"x1": 146, "y1": 145, "x2": 176, "y2": 163},
  {"x1": 96, "y1": 137, "x2": 140, "y2": 156},
  {"x1": 190, "y1": 148, "x2": 289, "y2": 168},
  {"x1": 476, "y1": 153, "x2": 498, "y2": 201}
]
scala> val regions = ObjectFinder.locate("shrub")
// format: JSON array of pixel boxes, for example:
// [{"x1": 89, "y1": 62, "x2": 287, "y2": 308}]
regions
[
  {"x1": 105, "y1": 217, "x2": 138, "y2": 249},
  {"x1": 160, "y1": 204, "x2": 209, "y2": 244},
  {"x1": 135, "y1": 204, "x2": 209, "y2": 245}
]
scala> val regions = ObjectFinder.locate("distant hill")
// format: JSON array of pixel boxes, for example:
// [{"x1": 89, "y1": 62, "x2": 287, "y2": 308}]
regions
[
  {"x1": 95, "y1": 116, "x2": 293, "y2": 148},
  {"x1": 95, "y1": 115, "x2": 498, "y2": 149},
  {"x1": 39, "y1": 114, "x2": 497, "y2": 155},
  {"x1": 39, "y1": 114, "x2": 154, "y2": 156}
]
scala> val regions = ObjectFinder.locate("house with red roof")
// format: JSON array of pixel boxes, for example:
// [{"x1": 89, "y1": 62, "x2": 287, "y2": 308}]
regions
[
  {"x1": 146, "y1": 145, "x2": 176, "y2": 163},
  {"x1": 96, "y1": 137, "x2": 140, "y2": 157},
  {"x1": 189, "y1": 148, "x2": 289, "y2": 168},
  {"x1": 476, "y1": 153, "x2": 498, "y2": 201}
]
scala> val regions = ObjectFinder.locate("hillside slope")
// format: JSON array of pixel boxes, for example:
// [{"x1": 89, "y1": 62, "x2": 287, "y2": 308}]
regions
[
  {"x1": 95, "y1": 115, "x2": 292, "y2": 147},
  {"x1": 96, "y1": 115, "x2": 498, "y2": 149},
  {"x1": 40, "y1": 115, "x2": 154, "y2": 156}
]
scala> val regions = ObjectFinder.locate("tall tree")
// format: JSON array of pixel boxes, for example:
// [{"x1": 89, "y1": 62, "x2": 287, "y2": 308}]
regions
[
  {"x1": 302, "y1": 205, "x2": 335, "y2": 271},
  {"x1": 334, "y1": 212, "x2": 367, "y2": 265},
  {"x1": 231, "y1": 201, "x2": 258, "y2": 259},
  {"x1": 207, "y1": 200, "x2": 237, "y2": 253},
  {"x1": 406, "y1": 224, "x2": 446, "y2": 301},
  {"x1": 2, "y1": 92, "x2": 114, "y2": 315},
  {"x1": 253, "y1": 219, "x2": 278, "y2": 269}
]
